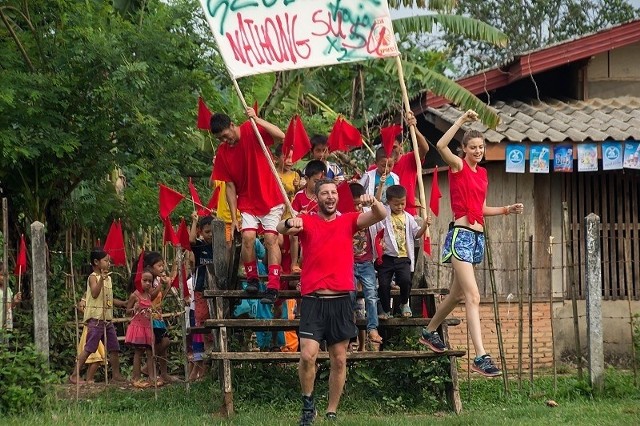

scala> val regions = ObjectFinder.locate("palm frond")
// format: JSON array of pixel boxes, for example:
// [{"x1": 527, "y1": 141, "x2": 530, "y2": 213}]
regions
[
  {"x1": 393, "y1": 14, "x2": 508, "y2": 47},
  {"x1": 401, "y1": 61, "x2": 499, "y2": 128},
  {"x1": 388, "y1": 0, "x2": 457, "y2": 11}
]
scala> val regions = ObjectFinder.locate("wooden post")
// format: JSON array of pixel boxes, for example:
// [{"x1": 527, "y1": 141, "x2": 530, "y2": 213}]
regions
[
  {"x1": 624, "y1": 237, "x2": 638, "y2": 387},
  {"x1": 548, "y1": 235, "x2": 557, "y2": 393},
  {"x1": 584, "y1": 213, "x2": 604, "y2": 392},
  {"x1": 484, "y1": 224, "x2": 509, "y2": 395},
  {"x1": 31, "y1": 221, "x2": 50, "y2": 365},
  {"x1": 517, "y1": 223, "x2": 525, "y2": 391},
  {"x1": 1, "y1": 198, "x2": 8, "y2": 336},
  {"x1": 562, "y1": 202, "x2": 583, "y2": 378},
  {"x1": 528, "y1": 235, "x2": 534, "y2": 391}
]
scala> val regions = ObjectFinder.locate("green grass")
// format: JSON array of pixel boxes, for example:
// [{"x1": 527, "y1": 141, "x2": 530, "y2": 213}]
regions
[{"x1": 4, "y1": 368, "x2": 640, "y2": 425}]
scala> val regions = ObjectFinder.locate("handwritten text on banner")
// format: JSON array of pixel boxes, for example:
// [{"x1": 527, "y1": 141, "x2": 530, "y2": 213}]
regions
[{"x1": 199, "y1": 0, "x2": 400, "y2": 78}]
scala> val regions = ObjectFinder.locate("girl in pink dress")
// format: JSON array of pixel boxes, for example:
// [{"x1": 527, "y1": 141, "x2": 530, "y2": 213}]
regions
[{"x1": 125, "y1": 269, "x2": 155, "y2": 386}]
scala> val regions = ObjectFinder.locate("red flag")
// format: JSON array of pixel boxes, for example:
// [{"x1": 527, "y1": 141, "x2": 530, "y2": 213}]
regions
[
  {"x1": 159, "y1": 184, "x2": 185, "y2": 220},
  {"x1": 374, "y1": 229, "x2": 385, "y2": 266},
  {"x1": 422, "y1": 298, "x2": 429, "y2": 318},
  {"x1": 429, "y1": 166, "x2": 442, "y2": 216},
  {"x1": 177, "y1": 218, "x2": 192, "y2": 252},
  {"x1": 283, "y1": 115, "x2": 311, "y2": 163},
  {"x1": 104, "y1": 220, "x2": 126, "y2": 266},
  {"x1": 14, "y1": 234, "x2": 27, "y2": 276},
  {"x1": 423, "y1": 236, "x2": 432, "y2": 256},
  {"x1": 162, "y1": 217, "x2": 177, "y2": 246},
  {"x1": 133, "y1": 250, "x2": 145, "y2": 293},
  {"x1": 188, "y1": 178, "x2": 208, "y2": 216},
  {"x1": 172, "y1": 264, "x2": 189, "y2": 298},
  {"x1": 336, "y1": 181, "x2": 355, "y2": 214},
  {"x1": 328, "y1": 117, "x2": 362, "y2": 152},
  {"x1": 207, "y1": 185, "x2": 221, "y2": 212},
  {"x1": 380, "y1": 124, "x2": 402, "y2": 157},
  {"x1": 252, "y1": 101, "x2": 259, "y2": 116},
  {"x1": 197, "y1": 97, "x2": 212, "y2": 130}
]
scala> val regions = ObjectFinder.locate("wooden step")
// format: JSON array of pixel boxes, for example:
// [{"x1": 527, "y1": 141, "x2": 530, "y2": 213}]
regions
[
  {"x1": 203, "y1": 288, "x2": 449, "y2": 299},
  {"x1": 189, "y1": 317, "x2": 460, "y2": 333},
  {"x1": 205, "y1": 349, "x2": 466, "y2": 361}
]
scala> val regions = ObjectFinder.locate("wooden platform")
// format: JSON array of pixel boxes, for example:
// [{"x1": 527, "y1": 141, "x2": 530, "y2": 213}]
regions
[
  {"x1": 206, "y1": 349, "x2": 466, "y2": 361},
  {"x1": 203, "y1": 288, "x2": 450, "y2": 299}
]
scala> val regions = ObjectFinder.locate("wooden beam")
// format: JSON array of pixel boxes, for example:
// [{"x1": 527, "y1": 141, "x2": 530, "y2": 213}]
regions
[{"x1": 205, "y1": 349, "x2": 466, "y2": 361}]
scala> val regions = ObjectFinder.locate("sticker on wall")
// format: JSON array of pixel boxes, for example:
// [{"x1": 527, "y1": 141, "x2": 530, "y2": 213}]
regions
[
  {"x1": 553, "y1": 145, "x2": 573, "y2": 172},
  {"x1": 577, "y1": 143, "x2": 598, "y2": 172},
  {"x1": 602, "y1": 141, "x2": 623, "y2": 170},
  {"x1": 505, "y1": 144, "x2": 526, "y2": 173},
  {"x1": 623, "y1": 141, "x2": 640, "y2": 170},
  {"x1": 529, "y1": 144, "x2": 550, "y2": 173}
]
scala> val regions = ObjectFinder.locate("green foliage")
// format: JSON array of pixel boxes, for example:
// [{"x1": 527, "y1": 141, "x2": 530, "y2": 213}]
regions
[
  {"x1": 446, "y1": 0, "x2": 640, "y2": 75},
  {"x1": 0, "y1": 333, "x2": 58, "y2": 415}
]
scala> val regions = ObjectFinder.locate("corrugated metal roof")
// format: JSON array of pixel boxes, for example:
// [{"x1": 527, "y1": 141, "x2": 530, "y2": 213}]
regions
[{"x1": 426, "y1": 97, "x2": 640, "y2": 143}]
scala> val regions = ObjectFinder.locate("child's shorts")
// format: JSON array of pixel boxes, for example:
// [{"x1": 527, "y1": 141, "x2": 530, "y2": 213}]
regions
[
  {"x1": 241, "y1": 204, "x2": 285, "y2": 234},
  {"x1": 442, "y1": 225, "x2": 485, "y2": 265},
  {"x1": 84, "y1": 319, "x2": 120, "y2": 353}
]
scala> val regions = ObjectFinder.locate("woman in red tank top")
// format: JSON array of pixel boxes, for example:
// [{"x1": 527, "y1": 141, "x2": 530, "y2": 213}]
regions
[{"x1": 418, "y1": 110, "x2": 524, "y2": 378}]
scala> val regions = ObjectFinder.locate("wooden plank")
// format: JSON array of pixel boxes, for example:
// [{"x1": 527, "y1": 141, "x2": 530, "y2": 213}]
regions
[
  {"x1": 194, "y1": 317, "x2": 462, "y2": 332},
  {"x1": 632, "y1": 175, "x2": 640, "y2": 299},
  {"x1": 533, "y1": 174, "x2": 551, "y2": 296},
  {"x1": 599, "y1": 173, "x2": 610, "y2": 299},
  {"x1": 616, "y1": 172, "x2": 625, "y2": 299},
  {"x1": 203, "y1": 288, "x2": 450, "y2": 299},
  {"x1": 205, "y1": 349, "x2": 467, "y2": 361},
  {"x1": 570, "y1": 172, "x2": 580, "y2": 299},
  {"x1": 623, "y1": 174, "x2": 632, "y2": 298},
  {"x1": 608, "y1": 172, "x2": 618, "y2": 299},
  {"x1": 577, "y1": 172, "x2": 586, "y2": 298}
]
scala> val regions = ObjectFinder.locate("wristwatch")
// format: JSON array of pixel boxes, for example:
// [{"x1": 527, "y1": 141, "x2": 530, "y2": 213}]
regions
[{"x1": 284, "y1": 218, "x2": 293, "y2": 229}]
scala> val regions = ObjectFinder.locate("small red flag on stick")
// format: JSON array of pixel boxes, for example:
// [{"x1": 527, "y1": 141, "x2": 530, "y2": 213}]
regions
[
  {"x1": 177, "y1": 218, "x2": 192, "y2": 252},
  {"x1": 172, "y1": 264, "x2": 189, "y2": 298},
  {"x1": 188, "y1": 178, "x2": 209, "y2": 216},
  {"x1": 159, "y1": 184, "x2": 185, "y2": 220},
  {"x1": 336, "y1": 181, "x2": 355, "y2": 214},
  {"x1": 14, "y1": 234, "x2": 27, "y2": 276},
  {"x1": 423, "y1": 236, "x2": 432, "y2": 256},
  {"x1": 103, "y1": 220, "x2": 127, "y2": 266},
  {"x1": 283, "y1": 115, "x2": 311, "y2": 163},
  {"x1": 380, "y1": 124, "x2": 402, "y2": 157},
  {"x1": 206, "y1": 186, "x2": 221, "y2": 212},
  {"x1": 162, "y1": 217, "x2": 177, "y2": 246},
  {"x1": 133, "y1": 250, "x2": 145, "y2": 293},
  {"x1": 429, "y1": 166, "x2": 442, "y2": 217},
  {"x1": 197, "y1": 97, "x2": 212, "y2": 130},
  {"x1": 328, "y1": 116, "x2": 362, "y2": 152}
]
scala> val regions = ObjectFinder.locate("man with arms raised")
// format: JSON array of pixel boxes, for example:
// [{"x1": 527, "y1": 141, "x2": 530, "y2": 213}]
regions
[{"x1": 277, "y1": 178, "x2": 386, "y2": 425}]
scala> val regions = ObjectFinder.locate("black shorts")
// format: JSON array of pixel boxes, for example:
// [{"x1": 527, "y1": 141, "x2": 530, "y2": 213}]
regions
[
  {"x1": 299, "y1": 295, "x2": 358, "y2": 346},
  {"x1": 153, "y1": 327, "x2": 168, "y2": 345}
]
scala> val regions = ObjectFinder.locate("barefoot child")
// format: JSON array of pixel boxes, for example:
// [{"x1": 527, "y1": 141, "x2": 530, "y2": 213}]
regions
[
  {"x1": 70, "y1": 248, "x2": 125, "y2": 384},
  {"x1": 125, "y1": 268, "x2": 155, "y2": 387}
]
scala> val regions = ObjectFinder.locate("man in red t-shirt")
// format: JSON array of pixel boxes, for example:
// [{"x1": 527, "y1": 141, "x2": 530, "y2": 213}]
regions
[
  {"x1": 211, "y1": 107, "x2": 285, "y2": 304},
  {"x1": 368, "y1": 111, "x2": 430, "y2": 216},
  {"x1": 277, "y1": 179, "x2": 386, "y2": 424}
]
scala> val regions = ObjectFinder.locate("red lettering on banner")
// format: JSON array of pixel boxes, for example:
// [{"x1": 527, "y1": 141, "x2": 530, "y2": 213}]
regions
[
  {"x1": 226, "y1": 12, "x2": 310, "y2": 67},
  {"x1": 311, "y1": 10, "x2": 346, "y2": 39}
]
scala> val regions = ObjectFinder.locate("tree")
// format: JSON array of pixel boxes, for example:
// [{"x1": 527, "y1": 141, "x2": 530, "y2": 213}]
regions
[
  {"x1": 0, "y1": 0, "x2": 223, "y2": 244},
  {"x1": 446, "y1": 0, "x2": 639, "y2": 75}
]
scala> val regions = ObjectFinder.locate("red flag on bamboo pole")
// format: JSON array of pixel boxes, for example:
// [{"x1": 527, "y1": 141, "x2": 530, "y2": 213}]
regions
[
  {"x1": 282, "y1": 115, "x2": 311, "y2": 163},
  {"x1": 206, "y1": 185, "x2": 221, "y2": 212},
  {"x1": 336, "y1": 181, "x2": 355, "y2": 214},
  {"x1": 380, "y1": 124, "x2": 402, "y2": 157},
  {"x1": 188, "y1": 178, "x2": 208, "y2": 216},
  {"x1": 14, "y1": 234, "x2": 27, "y2": 276},
  {"x1": 328, "y1": 117, "x2": 362, "y2": 152},
  {"x1": 429, "y1": 166, "x2": 442, "y2": 217},
  {"x1": 197, "y1": 97, "x2": 212, "y2": 130},
  {"x1": 159, "y1": 184, "x2": 185, "y2": 220},
  {"x1": 177, "y1": 218, "x2": 192, "y2": 252},
  {"x1": 423, "y1": 236, "x2": 432, "y2": 256},
  {"x1": 172, "y1": 264, "x2": 189, "y2": 298},
  {"x1": 133, "y1": 249, "x2": 145, "y2": 292},
  {"x1": 103, "y1": 220, "x2": 126, "y2": 266},
  {"x1": 162, "y1": 217, "x2": 177, "y2": 246}
]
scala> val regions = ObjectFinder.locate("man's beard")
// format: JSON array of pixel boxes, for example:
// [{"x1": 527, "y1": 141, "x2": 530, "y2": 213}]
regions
[{"x1": 318, "y1": 200, "x2": 336, "y2": 216}]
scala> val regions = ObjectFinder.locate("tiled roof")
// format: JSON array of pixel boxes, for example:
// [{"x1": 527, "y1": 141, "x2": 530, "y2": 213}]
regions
[{"x1": 426, "y1": 97, "x2": 640, "y2": 143}]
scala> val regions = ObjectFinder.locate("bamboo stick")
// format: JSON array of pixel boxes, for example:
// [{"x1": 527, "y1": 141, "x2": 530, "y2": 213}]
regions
[
  {"x1": 70, "y1": 243, "x2": 80, "y2": 401},
  {"x1": 177, "y1": 247, "x2": 190, "y2": 391},
  {"x1": 518, "y1": 222, "x2": 525, "y2": 391},
  {"x1": 562, "y1": 202, "x2": 583, "y2": 379},
  {"x1": 624, "y1": 237, "x2": 638, "y2": 387},
  {"x1": 549, "y1": 235, "x2": 557, "y2": 394},
  {"x1": 528, "y1": 235, "x2": 534, "y2": 393},
  {"x1": 1, "y1": 198, "x2": 8, "y2": 336}
]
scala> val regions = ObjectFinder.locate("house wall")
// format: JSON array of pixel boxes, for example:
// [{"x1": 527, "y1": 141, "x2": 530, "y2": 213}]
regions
[{"x1": 588, "y1": 42, "x2": 640, "y2": 97}]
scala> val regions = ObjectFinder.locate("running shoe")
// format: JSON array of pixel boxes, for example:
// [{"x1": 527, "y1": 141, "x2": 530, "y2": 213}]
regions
[
  {"x1": 419, "y1": 329, "x2": 447, "y2": 353},
  {"x1": 472, "y1": 354, "x2": 502, "y2": 377},
  {"x1": 260, "y1": 288, "x2": 278, "y2": 304}
]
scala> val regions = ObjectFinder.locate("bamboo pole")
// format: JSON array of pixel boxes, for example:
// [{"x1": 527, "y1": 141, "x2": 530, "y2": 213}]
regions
[
  {"x1": 70, "y1": 243, "x2": 80, "y2": 401},
  {"x1": 150, "y1": 301, "x2": 158, "y2": 400},
  {"x1": 548, "y1": 235, "x2": 557, "y2": 393},
  {"x1": 562, "y1": 202, "x2": 583, "y2": 379},
  {"x1": 230, "y1": 78, "x2": 294, "y2": 215},
  {"x1": 484, "y1": 223, "x2": 509, "y2": 395},
  {"x1": 517, "y1": 222, "x2": 525, "y2": 391},
  {"x1": 528, "y1": 235, "x2": 534, "y2": 393},
  {"x1": 1, "y1": 198, "x2": 8, "y2": 336},
  {"x1": 177, "y1": 247, "x2": 190, "y2": 391},
  {"x1": 624, "y1": 237, "x2": 638, "y2": 387}
]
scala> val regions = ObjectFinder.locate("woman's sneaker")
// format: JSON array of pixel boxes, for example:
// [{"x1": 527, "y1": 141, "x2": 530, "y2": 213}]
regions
[
  {"x1": 471, "y1": 354, "x2": 502, "y2": 377},
  {"x1": 419, "y1": 329, "x2": 447, "y2": 353}
]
